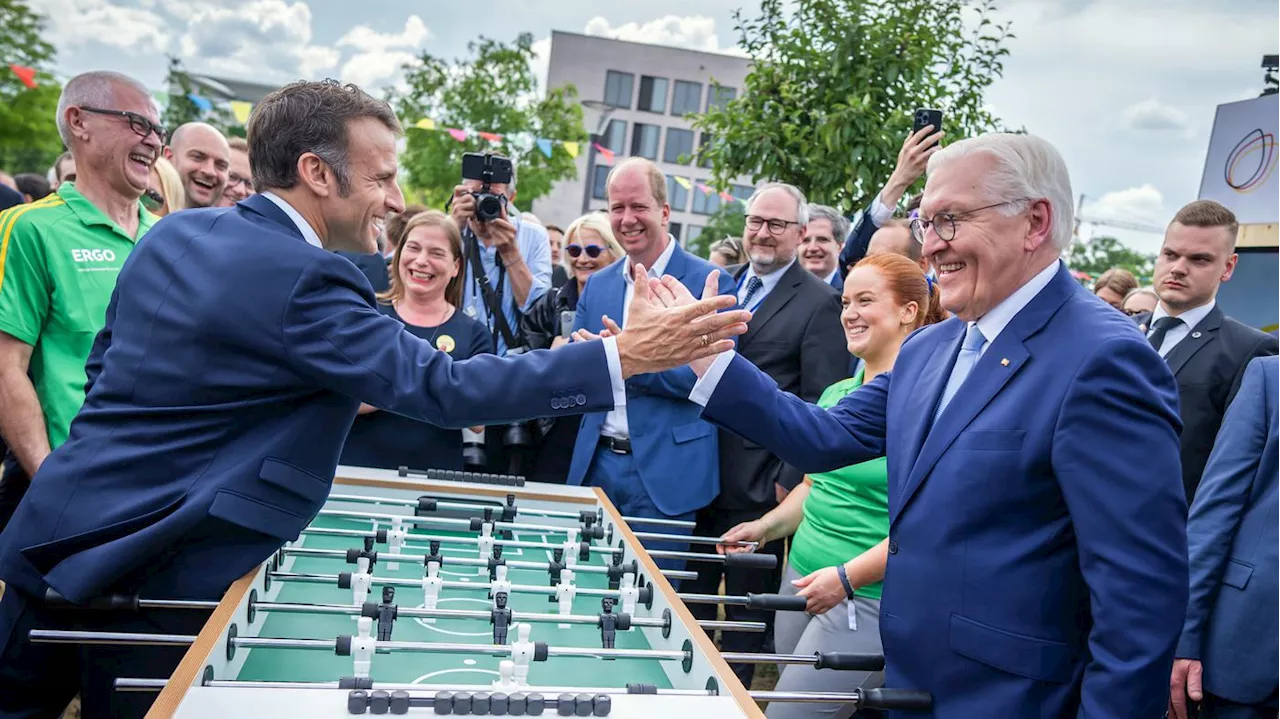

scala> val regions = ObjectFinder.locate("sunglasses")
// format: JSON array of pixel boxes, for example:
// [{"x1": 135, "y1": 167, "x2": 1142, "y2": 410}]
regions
[
  {"x1": 566, "y1": 244, "x2": 605, "y2": 259},
  {"x1": 141, "y1": 189, "x2": 165, "y2": 213}
]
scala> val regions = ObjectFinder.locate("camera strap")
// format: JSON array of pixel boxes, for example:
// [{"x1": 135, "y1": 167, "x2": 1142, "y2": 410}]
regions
[{"x1": 465, "y1": 230, "x2": 519, "y2": 351}]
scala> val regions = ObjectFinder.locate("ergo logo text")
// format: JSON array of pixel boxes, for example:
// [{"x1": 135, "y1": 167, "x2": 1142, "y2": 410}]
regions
[{"x1": 71, "y1": 248, "x2": 117, "y2": 262}]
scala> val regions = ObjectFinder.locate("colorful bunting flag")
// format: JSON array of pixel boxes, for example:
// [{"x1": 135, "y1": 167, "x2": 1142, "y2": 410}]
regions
[
  {"x1": 230, "y1": 101, "x2": 252, "y2": 125},
  {"x1": 187, "y1": 93, "x2": 212, "y2": 112},
  {"x1": 563, "y1": 142, "x2": 580, "y2": 159},
  {"x1": 719, "y1": 190, "x2": 735, "y2": 203},
  {"x1": 593, "y1": 143, "x2": 614, "y2": 164},
  {"x1": 477, "y1": 131, "x2": 503, "y2": 143},
  {"x1": 535, "y1": 138, "x2": 553, "y2": 158},
  {"x1": 414, "y1": 117, "x2": 436, "y2": 131},
  {"x1": 696, "y1": 183, "x2": 714, "y2": 195},
  {"x1": 673, "y1": 176, "x2": 692, "y2": 191},
  {"x1": 9, "y1": 64, "x2": 36, "y2": 89},
  {"x1": 447, "y1": 128, "x2": 468, "y2": 142}
]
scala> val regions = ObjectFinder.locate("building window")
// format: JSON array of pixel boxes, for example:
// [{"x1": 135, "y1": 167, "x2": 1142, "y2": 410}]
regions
[
  {"x1": 707, "y1": 85, "x2": 737, "y2": 111},
  {"x1": 631, "y1": 123, "x2": 660, "y2": 160},
  {"x1": 604, "y1": 71, "x2": 634, "y2": 109},
  {"x1": 731, "y1": 184, "x2": 754, "y2": 203},
  {"x1": 592, "y1": 165, "x2": 611, "y2": 200},
  {"x1": 671, "y1": 80, "x2": 702, "y2": 116},
  {"x1": 669, "y1": 222, "x2": 683, "y2": 242},
  {"x1": 666, "y1": 175, "x2": 690, "y2": 212},
  {"x1": 697, "y1": 132, "x2": 715, "y2": 169},
  {"x1": 687, "y1": 225, "x2": 705, "y2": 246},
  {"x1": 637, "y1": 76, "x2": 669, "y2": 113},
  {"x1": 663, "y1": 128, "x2": 695, "y2": 165},
  {"x1": 602, "y1": 119, "x2": 627, "y2": 155},
  {"x1": 692, "y1": 182, "x2": 723, "y2": 215}
]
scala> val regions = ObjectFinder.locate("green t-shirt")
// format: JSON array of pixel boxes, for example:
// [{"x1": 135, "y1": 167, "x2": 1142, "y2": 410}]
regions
[
  {"x1": 788, "y1": 367, "x2": 890, "y2": 600},
  {"x1": 0, "y1": 183, "x2": 157, "y2": 449}
]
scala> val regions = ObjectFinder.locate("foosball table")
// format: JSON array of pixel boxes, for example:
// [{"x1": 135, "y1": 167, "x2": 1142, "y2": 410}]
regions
[{"x1": 31, "y1": 466, "x2": 930, "y2": 718}]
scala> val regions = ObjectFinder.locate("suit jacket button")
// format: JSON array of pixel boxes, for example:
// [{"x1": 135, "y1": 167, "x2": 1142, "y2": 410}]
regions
[
  {"x1": 551, "y1": 398, "x2": 562, "y2": 410},
  {"x1": 888, "y1": 540, "x2": 898, "y2": 555},
  {"x1": 575, "y1": 394, "x2": 586, "y2": 404}
]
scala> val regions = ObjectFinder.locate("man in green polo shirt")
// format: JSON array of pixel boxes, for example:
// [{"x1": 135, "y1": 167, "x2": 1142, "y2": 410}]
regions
[{"x1": 0, "y1": 70, "x2": 163, "y2": 527}]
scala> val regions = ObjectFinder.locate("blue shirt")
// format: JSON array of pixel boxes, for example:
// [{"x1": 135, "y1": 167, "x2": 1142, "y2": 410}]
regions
[{"x1": 460, "y1": 212, "x2": 551, "y2": 355}]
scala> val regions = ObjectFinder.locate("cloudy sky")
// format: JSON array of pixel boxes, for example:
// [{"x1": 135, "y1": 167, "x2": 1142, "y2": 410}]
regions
[{"x1": 28, "y1": 0, "x2": 1277, "y2": 253}]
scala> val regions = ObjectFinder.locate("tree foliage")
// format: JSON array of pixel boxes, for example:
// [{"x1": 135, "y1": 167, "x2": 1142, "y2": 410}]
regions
[
  {"x1": 693, "y1": 0, "x2": 1014, "y2": 212},
  {"x1": 0, "y1": 0, "x2": 63, "y2": 174},
  {"x1": 162, "y1": 56, "x2": 240, "y2": 136},
  {"x1": 1067, "y1": 235, "x2": 1157, "y2": 283},
  {"x1": 392, "y1": 33, "x2": 588, "y2": 210},
  {"x1": 688, "y1": 203, "x2": 747, "y2": 259}
]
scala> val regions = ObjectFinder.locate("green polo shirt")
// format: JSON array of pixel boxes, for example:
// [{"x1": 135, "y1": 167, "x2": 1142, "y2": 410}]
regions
[
  {"x1": 788, "y1": 367, "x2": 891, "y2": 600},
  {"x1": 0, "y1": 183, "x2": 157, "y2": 449}
]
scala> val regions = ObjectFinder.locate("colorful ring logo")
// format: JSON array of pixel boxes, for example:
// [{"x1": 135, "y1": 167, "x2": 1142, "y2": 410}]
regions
[{"x1": 1224, "y1": 128, "x2": 1277, "y2": 193}]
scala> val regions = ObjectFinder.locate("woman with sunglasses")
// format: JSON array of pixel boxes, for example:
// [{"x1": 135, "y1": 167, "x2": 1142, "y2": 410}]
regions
[
  {"x1": 520, "y1": 213, "x2": 624, "y2": 482},
  {"x1": 143, "y1": 156, "x2": 184, "y2": 216}
]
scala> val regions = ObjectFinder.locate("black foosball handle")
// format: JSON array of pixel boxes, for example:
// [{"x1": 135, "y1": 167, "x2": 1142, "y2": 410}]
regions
[
  {"x1": 44, "y1": 588, "x2": 139, "y2": 612},
  {"x1": 813, "y1": 652, "x2": 885, "y2": 671},
  {"x1": 744, "y1": 593, "x2": 808, "y2": 612},
  {"x1": 723, "y1": 552, "x2": 777, "y2": 570},
  {"x1": 860, "y1": 688, "x2": 933, "y2": 711}
]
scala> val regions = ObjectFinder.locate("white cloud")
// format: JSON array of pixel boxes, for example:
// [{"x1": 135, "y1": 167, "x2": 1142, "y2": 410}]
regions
[
  {"x1": 581, "y1": 15, "x2": 746, "y2": 56},
  {"x1": 336, "y1": 16, "x2": 432, "y2": 90},
  {"x1": 1122, "y1": 98, "x2": 1190, "y2": 132},
  {"x1": 530, "y1": 35, "x2": 552, "y2": 93},
  {"x1": 41, "y1": 0, "x2": 171, "y2": 55},
  {"x1": 177, "y1": 0, "x2": 339, "y2": 81},
  {"x1": 1083, "y1": 184, "x2": 1167, "y2": 224}
]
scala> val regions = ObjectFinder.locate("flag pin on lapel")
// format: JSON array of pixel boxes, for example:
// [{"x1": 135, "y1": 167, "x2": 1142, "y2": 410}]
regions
[
  {"x1": 1000, "y1": 358, "x2": 1010, "y2": 366},
  {"x1": 1191, "y1": 331, "x2": 1202, "y2": 338}
]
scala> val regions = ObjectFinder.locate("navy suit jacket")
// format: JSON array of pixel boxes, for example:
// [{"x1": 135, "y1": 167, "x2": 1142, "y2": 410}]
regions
[
  {"x1": 337, "y1": 250, "x2": 391, "y2": 293},
  {"x1": 701, "y1": 263, "x2": 1188, "y2": 717},
  {"x1": 1177, "y1": 355, "x2": 1278, "y2": 703},
  {"x1": 0, "y1": 194, "x2": 612, "y2": 607},
  {"x1": 566, "y1": 243, "x2": 736, "y2": 515}
]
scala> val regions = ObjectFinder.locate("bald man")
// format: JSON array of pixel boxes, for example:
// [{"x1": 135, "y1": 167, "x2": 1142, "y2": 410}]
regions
[
  {"x1": 865, "y1": 219, "x2": 930, "y2": 275},
  {"x1": 164, "y1": 122, "x2": 230, "y2": 208}
]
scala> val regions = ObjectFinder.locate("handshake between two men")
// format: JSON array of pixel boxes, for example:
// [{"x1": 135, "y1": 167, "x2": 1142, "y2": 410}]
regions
[{"x1": 591, "y1": 263, "x2": 744, "y2": 378}]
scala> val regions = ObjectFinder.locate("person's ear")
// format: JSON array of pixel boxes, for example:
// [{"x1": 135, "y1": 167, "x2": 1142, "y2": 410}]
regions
[{"x1": 296, "y1": 152, "x2": 334, "y2": 197}]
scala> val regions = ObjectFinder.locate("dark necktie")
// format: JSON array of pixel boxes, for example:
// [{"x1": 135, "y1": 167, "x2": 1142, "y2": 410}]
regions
[
  {"x1": 1147, "y1": 316, "x2": 1182, "y2": 352},
  {"x1": 740, "y1": 276, "x2": 763, "y2": 310}
]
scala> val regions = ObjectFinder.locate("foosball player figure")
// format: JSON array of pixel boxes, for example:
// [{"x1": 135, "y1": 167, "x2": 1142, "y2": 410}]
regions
[
  {"x1": 491, "y1": 564, "x2": 513, "y2": 604},
  {"x1": 424, "y1": 539, "x2": 444, "y2": 568},
  {"x1": 491, "y1": 591, "x2": 514, "y2": 645},
  {"x1": 349, "y1": 535, "x2": 378, "y2": 570},
  {"x1": 488, "y1": 544, "x2": 506, "y2": 581},
  {"x1": 598, "y1": 597, "x2": 618, "y2": 650},
  {"x1": 375, "y1": 586, "x2": 398, "y2": 641},
  {"x1": 547, "y1": 548, "x2": 566, "y2": 593}
]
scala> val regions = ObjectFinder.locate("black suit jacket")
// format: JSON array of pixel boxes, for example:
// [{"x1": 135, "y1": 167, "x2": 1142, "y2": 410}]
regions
[
  {"x1": 336, "y1": 251, "x2": 391, "y2": 294},
  {"x1": 714, "y1": 260, "x2": 848, "y2": 510},
  {"x1": 1135, "y1": 306, "x2": 1278, "y2": 501}
]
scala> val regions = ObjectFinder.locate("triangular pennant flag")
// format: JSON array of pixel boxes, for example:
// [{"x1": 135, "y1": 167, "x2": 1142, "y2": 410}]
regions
[
  {"x1": 9, "y1": 64, "x2": 36, "y2": 89},
  {"x1": 593, "y1": 143, "x2": 615, "y2": 164},
  {"x1": 447, "y1": 128, "x2": 467, "y2": 142},
  {"x1": 673, "y1": 176, "x2": 692, "y2": 191},
  {"x1": 477, "y1": 131, "x2": 503, "y2": 143},
  {"x1": 230, "y1": 101, "x2": 252, "y2": 125},
  {"x1": 696, "y1": 183, "x2": 714, "y2": 195},
  {"x1": 535, "y1": 138, "x2": 553, "y2": 158},
  {"x1": 415, "y1": 117, "x2": 436, "y2": 131},
  {"x1": 718, "y1": 190, "x2": 735, "y2": 203},
  {"x1": 187, "y1": 93, "x2": 212, "y2": 112},
  {"x1": 563, "y1": 142, "x2": 580, "y2": 158}
]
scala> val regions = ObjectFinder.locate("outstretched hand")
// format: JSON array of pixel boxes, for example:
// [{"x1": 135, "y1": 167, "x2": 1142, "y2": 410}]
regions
[
  {"x1": 614, "y1": 264, "x2": 748, "y2": 378},
  {"x1": 644, "y1": 270, "x2": 732, "y2": 377}
]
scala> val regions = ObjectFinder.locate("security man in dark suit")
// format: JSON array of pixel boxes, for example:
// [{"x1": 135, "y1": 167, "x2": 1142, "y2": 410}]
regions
[
  {"x1": 1134, "y1": 199, "x2": 1277, "y2": 502},
  {"x1": 683, "y1": 182, "x2": 848, "y2": 685}
]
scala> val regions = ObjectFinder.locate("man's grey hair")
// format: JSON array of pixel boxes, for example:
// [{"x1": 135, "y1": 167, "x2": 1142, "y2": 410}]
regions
[
  {"x1": 56, "y1": 71, "x2": 154, "y2": 148},
  {"x1": 927, "y1": 133, "x2": 1074, "y2": 252},
  {"x1": 745, "y1": 182, "x2": 809, "y2": 226},
  {"x1": 807, "y1": 203, "x2": 850, "y2": 243}
]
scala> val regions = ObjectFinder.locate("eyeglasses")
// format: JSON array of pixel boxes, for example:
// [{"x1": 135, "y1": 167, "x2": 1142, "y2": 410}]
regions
[
  {"x1": 78, "y1": 107, "x2": 168, "y2": 143},
  {"x1": 909, "y1": 199, "x2": 1032, "y2": 244},
  {"x1": 566, "y1": 244, "x2": 605, "y2": 259},
  {"x1": 141, "y1": 189, "x2": 165, "y2": 213},
  {"x1": 746, "y1": 215, "x2": 801, "y2": 235},
  {"x1": 227, "y1": 173, "x2": 252, "y2": 190}
]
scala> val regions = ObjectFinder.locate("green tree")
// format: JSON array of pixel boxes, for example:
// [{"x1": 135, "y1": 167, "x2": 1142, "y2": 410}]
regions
[
  {"x1": 162, "y1": 56, "x2": 237, "y2": 134},
  {"x1": 688, "y1": 202, "x2": 746, "y2": 258},
  {"x1": 0, "y1": 0, "x2": 63, "y2": 174},
  {"x1": 693, "y1": 0, "x2": 1014, "y2": 212},
  {"x1": 1067, "y1": 235, "x2": 1157, "y2": 284},
  {"x1": 392, "y1": 33, "x2": 588, "y2": 209}
]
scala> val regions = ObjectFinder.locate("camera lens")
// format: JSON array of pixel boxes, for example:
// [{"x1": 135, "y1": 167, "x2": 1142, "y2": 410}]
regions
[{"x1": 475, "y1": 193, "x2": 503, "y2": 222}]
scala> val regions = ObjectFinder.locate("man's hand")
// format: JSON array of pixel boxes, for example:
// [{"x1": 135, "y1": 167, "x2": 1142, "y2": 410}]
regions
[
  {"x1": 450, "y1": 185, "x2": 474, "y2": 234},
  {"x1": 614, "y1": 264, "x2": 748, "y2": 378},
  {"x1": 879, "y1": 125, "x2": 944, "y2": 211},
  {"x1": 1168, "y1": 658, "x2": 1203, "y2": 719},
  {"x1": 483, "y1": 217, "x2": 518, "y2": 257},
  {"x1": 792, "y1": 566, "x2": 847, "y2": 615},
  {"x1": 646, "y1": 272, "x2": 735, "y2": 377}
]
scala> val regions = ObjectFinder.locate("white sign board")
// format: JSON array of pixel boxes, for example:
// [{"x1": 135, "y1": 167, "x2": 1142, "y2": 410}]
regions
[{"x1": 1198, "y1": 95, "x2": 1279, "y2": 225}]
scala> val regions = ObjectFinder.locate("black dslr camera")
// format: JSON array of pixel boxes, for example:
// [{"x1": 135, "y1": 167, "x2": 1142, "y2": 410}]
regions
[{"x1": 461, "y1": 152, "x2": 513, "y2": 222}]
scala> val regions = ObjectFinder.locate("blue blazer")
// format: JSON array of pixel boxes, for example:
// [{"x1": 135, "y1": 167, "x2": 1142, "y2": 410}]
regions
[
  {"x1": 566, "y1": 243, "x2": 736, "y2": 515},
  {"x1": 0, "y1": 194, "x2": 613, "y2": 606},
  {"x1": 700, "y1": 263, "x2": 1188, "y2": 717},
  {"x1": 1177, "y1": 355, "x2": 1278, "y2": 704}
]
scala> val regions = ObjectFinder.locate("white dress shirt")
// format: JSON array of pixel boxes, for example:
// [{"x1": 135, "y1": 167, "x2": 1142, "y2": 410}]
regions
[
  {"x1": 600, "y1": 237, "x2": 678, "y2": 439},
  {"x1": 1146, "y1": 300, "x2": 1215, "y2": 358},
  {"x1": 690, "y1": 259, "x2": 1063, "y2": 406},
  {"x1": 736, "y1": 257, "x2": 796, "y2": 311},
  {"x1": 263, "y1": 191, "x2": 629, "y2": 415}
]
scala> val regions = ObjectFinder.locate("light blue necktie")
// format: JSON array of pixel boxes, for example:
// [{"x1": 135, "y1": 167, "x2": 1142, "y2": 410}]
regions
[{"x1": 932, "y1": 323, "x2": 987, "y2": 425}]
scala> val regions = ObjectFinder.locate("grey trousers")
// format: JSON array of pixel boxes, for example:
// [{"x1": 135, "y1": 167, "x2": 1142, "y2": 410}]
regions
[{"x1": 766, "y1": 564, "x2": 885, "y2": 719}]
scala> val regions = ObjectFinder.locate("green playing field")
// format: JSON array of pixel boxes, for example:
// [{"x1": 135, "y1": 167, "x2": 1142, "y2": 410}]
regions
[{"x1": 236, "y1": 513, "x2": 675, "y2": 689}]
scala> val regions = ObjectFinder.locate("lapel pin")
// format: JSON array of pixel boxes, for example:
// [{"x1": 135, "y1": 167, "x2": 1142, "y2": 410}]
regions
[
  {"x1": 1138, "y1": 323, "x2": 1147, "y2": 332},
  {"x1": 1191, "y1": 331, "x2": 1202, "y2": 339},
  {"x1": 1000, "y1": 358, "x2": 1010, "y2": 366}
]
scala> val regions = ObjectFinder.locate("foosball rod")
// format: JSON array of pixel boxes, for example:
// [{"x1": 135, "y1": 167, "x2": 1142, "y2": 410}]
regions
[
  {"x1": 303, "y1": 525, "x2": 757, "y2": 551},
  {"x1": 111, "y1": 678, "x2": 934, "y2": 709},
  {"x1": 29, "y1": 630, "x2": 690, "y2": 662},
  {"x1": 279, "y1": 546, "x2": 700, "y2": 581},
  {"x1": 327, "y1": 492, "x2": 695, "y2": 529},
  {"x1": 112, "y1": 678, "x2": 931, "y2": 709},
  {"x1": 251, "y1": 599, "x2": 671, "y2": 630},
  {"x1": 317, "y1": 509, "x2": 606, "y2": 541}
]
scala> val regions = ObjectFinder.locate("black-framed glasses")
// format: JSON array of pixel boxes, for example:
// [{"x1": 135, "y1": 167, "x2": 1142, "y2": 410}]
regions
[
  {"x1": 79, "y1": 106, "x2": 168, "y2": 143},
  {"x1": 746, "y1": 215, "x2": 801, "y2": 235},
  {"x1": 566, "y1": 244, "x2": 604, "y2": 259},
  {"x1": 141, "y1": 189, "x2": 165, "y2": 213},
  {"x1": 909, "y1": 199, "x2": 1032, "y2": 244},
  {"x1": 227, "y1": 173, "x2": 252, "y2": 190}
]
